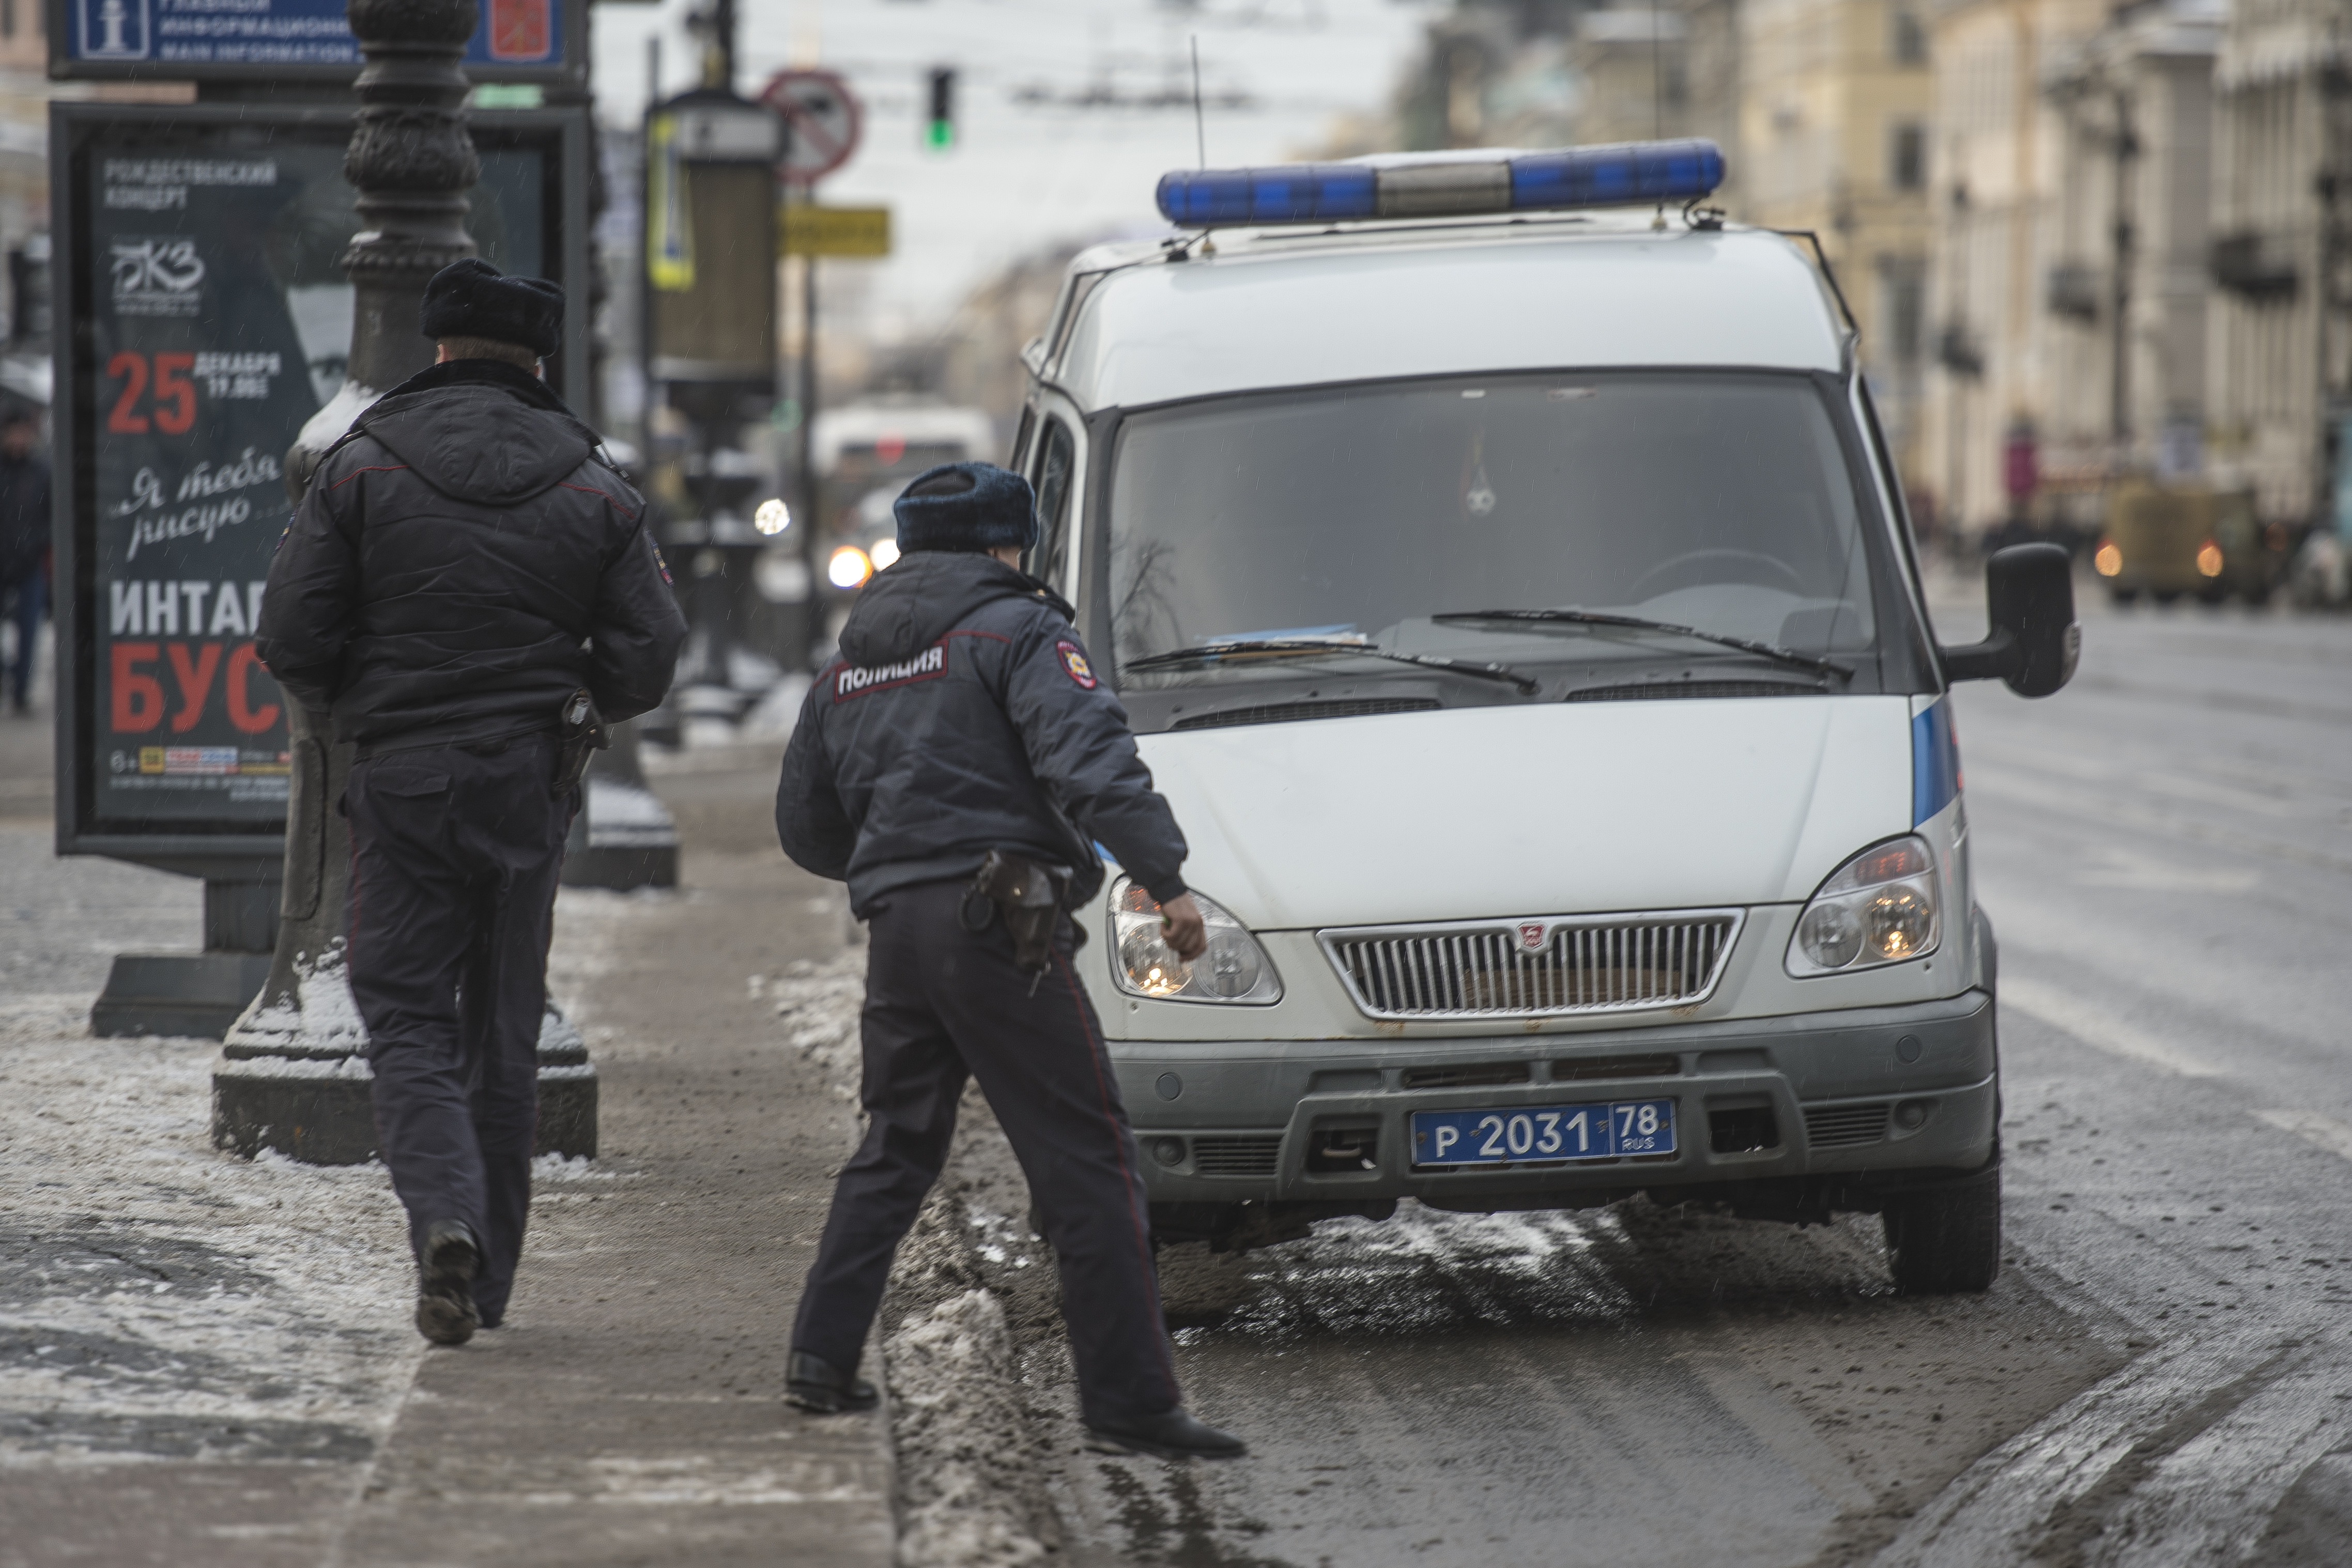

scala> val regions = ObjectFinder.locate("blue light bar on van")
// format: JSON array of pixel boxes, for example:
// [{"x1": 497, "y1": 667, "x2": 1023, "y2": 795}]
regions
[{"x1": 1155, "y1": 139, "x2": 1725, "y2": 227}]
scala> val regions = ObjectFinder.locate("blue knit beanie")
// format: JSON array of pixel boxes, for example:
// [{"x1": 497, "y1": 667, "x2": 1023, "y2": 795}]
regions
[{"x1": 894, "y1": 462, "x2": 1039, "y2": 554}]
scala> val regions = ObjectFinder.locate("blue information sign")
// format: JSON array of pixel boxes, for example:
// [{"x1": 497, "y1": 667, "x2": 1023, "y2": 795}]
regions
[{"x1": 65, "y1": 0, "x2": 567, "y2": 75}]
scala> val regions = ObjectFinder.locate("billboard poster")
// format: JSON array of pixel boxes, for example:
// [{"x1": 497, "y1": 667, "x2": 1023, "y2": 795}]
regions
[
  {"x1": 59, "y1": 0, "x2": 572, "y2": 77},
  {"x1": 60, "y1": 107, "x2": 563, "y2": 844}
]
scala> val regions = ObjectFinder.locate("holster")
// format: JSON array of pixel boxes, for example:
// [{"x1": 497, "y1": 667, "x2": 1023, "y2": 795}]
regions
[
  {"x1": 958, "y1": 849, "x2": 1080, "y2": 972},
  {"x1": 552, "y1": 687, "x2": 609, "y2": 798}
]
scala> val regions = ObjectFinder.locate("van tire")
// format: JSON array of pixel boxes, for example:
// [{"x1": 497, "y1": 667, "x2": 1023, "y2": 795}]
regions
[{"x1": 1883, "y1": 1170, "x2": 2002, "y2": 1295}]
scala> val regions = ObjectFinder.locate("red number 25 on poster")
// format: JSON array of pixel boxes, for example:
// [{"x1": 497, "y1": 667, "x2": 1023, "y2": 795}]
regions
[{"x1": 108, "y1": 351, "x2": 197, "y2": 435}]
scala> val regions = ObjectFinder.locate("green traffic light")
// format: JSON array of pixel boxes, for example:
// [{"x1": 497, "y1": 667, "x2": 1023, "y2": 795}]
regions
[{"x1": 926, "y1": 67, "x2": 956, "y2": 150}]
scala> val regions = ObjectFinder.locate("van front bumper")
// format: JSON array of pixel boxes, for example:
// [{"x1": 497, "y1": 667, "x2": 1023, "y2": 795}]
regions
[{"x1": 1114, "y1": 989, "x2": 1997, "y2": 1208}]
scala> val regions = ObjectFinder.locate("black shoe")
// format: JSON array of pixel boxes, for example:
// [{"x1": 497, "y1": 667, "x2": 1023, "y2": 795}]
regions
[
  {"x1": 414, "y1": 1220, "x2": 481, "y2": 1347},
  {"x1": 785, "y1": 1350, "x2": 879, "y2": 1413},
  {"x1": 1084, "y1": 1407, "x2": 1248, "y2": 1460}
]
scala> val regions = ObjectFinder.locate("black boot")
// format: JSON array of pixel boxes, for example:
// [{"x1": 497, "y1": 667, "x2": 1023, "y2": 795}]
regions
[
  {"x1": 785, "y1": 1350, "x2": 880, "y2": 1413},
  {"x1": 1084, "y1": 1407, "x2": 1248, "y2": 1460},
  {"x1": 415, "y1": 1220, "x2": 481, "y2": 1347}
]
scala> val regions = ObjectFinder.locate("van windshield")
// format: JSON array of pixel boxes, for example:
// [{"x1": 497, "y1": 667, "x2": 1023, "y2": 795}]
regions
[{"x1": 1104, "y1": 372, "x2": 1883, "y2": 689}]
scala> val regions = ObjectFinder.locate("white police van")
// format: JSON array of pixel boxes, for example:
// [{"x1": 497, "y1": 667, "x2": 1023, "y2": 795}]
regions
[{"x1": 1007, "y1": 141, "x2": 2077, "y2": 1293}]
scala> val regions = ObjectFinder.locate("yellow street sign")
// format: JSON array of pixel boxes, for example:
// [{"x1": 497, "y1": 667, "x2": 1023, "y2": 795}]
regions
[
  {"x1": 645, "y1": 114, "x2": 694, "y2": 290},
  {"x1": 780, "y1": 205, "x2": 891, "y2": 258}
]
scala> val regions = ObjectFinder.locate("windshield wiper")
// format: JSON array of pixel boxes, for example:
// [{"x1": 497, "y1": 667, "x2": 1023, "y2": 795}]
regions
[
  {"x1": 1429, "y1": 609, "x2": 1851, "y2": 681},
  {"x1": 1123, "y1": 638, "x2": 1542, "y2": 695}
]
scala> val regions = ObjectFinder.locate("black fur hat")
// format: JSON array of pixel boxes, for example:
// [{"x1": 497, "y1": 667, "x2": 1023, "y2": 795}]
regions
[
  {"x1": 419, "y1": 258, "x2": 563, "y2": 358},
  {"x1": 894, "y1": 462, "x2": 1039, "y2": 554}
]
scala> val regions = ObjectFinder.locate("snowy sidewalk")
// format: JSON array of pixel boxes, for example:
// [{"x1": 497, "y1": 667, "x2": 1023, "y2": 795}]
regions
[{"x1": 0, "y1": 732, "x2": 896, "y2": 1566}]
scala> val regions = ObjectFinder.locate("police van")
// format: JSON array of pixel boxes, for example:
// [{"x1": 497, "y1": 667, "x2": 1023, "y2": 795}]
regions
[{"x1": 1006, "y1": 141, "x2": 2077, "y2": 1293}]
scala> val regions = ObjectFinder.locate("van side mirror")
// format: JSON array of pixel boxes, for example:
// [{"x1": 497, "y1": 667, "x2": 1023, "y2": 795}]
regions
[{"x1": 1941, "y1": 543, "x2": 2080, "y2": 697}]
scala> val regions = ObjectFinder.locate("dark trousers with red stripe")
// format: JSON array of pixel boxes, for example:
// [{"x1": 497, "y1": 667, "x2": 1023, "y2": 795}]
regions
[
  {"x1": 790, "y1": 878, "x2": 1182, "y2": 1427},
  {"x1": 345, "y1": 733, "x2": 571, "y2": 1326}
]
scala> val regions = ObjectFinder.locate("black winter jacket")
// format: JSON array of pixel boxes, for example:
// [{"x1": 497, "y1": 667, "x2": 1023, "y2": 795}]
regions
[
  {"x1": 257, "y1": 360, "x2": 685, "y2": 752},
  {"x1": 776, "y1": 549, "x2": 1189, "y2": 917}
]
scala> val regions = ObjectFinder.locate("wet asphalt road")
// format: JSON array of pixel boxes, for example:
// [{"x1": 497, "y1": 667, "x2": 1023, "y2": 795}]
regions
[{"x1": 1016, "y1": 581, "x2": 2352, "y2": 1567}]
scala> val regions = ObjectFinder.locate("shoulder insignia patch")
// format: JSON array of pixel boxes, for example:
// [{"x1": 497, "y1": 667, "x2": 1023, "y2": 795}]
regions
[
  {"x1": 835, "y1": 642, "x2": 948, "y2": 701},
  {"x1": 1056, "y1": 639, "x2": 1098, "y2": 689},
  {"x1": 652, "y1": 542, "x2": 672, "y2": 586}
]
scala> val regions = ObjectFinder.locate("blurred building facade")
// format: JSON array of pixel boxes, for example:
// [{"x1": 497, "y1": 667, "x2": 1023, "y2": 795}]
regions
[
  {"x1": 918, "y1": 0, "x2": 2352, "y2": 551},
  {"x1": 1742, "y1": 0, "x2": 1937, "y2": 477},
  {"x1": 1919, "y1": 0, "x2": 2107, "y2": 536},
  {"x1": 2206, "y1": 0, "x2": 2352, "y2": 526},
  {"x1": 2039, "y1": 0, "x2": 2223, "y2": 531}
]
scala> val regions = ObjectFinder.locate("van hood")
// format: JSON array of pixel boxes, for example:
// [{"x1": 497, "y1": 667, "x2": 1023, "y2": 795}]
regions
[{"x1": 1134, "y1": 697, "x2": 1916, "y2": 930}]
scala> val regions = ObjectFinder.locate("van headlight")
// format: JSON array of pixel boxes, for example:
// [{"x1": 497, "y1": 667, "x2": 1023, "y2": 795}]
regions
[
  {"x1": 1110, "y1": 877, "x2": 1283, "y2": 1004},
  {"x1": 1786, "y1": 836, "x2": 1941, "y2": 977}
]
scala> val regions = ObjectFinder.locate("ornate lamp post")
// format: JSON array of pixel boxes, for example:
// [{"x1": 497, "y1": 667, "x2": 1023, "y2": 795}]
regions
[{"x1": 212, "y1": 0, "x2": 594, "y2": 1163}]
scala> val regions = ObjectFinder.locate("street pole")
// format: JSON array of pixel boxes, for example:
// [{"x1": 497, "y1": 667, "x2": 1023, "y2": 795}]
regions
[
  {"x1": 800, "y1": 239, "x2": 822, "y2": 669},
  {"x1": 213, "y1": 0, "x2": 593, "y2": 1164},
  {"x1": 2109, "y1": 88, "x2": 2136, "y2": 460},
  {"x1": 245, "y1": 0, "x2": 479, "y2": 1057}
]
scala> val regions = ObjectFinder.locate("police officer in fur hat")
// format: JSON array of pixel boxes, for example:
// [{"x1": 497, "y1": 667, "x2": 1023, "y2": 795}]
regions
[
  {"x1": 775, "y1": 461, "x2": 1246, "y2": 1461},
  {"x1": 258, "y1": 259, "x2": 685, "y2": 1346}
]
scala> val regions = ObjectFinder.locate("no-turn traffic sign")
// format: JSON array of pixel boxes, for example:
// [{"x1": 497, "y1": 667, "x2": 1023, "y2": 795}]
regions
[{"x1": 761, "y1": 69, "x2": 863, "y2": 186}]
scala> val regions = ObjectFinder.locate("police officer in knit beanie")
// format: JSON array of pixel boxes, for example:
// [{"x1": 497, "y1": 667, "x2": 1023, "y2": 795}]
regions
[
  {"x1": 773, "y1": 460, "x2": 1244, "y2": 1459},
  {"x1": 890, "y1": 461, "x2": 1039, "y2": 555}
]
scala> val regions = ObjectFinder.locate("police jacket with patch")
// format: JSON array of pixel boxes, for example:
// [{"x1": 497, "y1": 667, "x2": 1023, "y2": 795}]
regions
[
  {"x1": 257, "y1": 359, "x2": 685, "y2": 752},
  {"x1": 776, "y1": 549, "x2": 1189, "y2": 917}
]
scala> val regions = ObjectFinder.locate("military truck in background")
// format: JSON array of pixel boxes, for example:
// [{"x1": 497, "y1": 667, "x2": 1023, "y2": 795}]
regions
[{"x1": 2094, "y1": 481, "x2": 2287, "y2": 605}]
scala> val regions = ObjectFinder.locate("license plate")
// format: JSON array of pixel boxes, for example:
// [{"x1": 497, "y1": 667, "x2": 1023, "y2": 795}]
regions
[{"x1": 1409, "y1": 1098, "x2": 1677, "y2": 1167}]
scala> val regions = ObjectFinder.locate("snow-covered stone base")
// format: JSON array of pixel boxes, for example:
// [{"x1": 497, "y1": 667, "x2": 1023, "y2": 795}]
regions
[{"x1": 221, "y1": 940, "x2": 367, "y2": 1061}]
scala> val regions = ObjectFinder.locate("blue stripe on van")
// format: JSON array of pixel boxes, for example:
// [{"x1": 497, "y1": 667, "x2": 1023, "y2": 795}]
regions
[{"x1": 1912, "y1": 699, "x2": 1959, "y2": 825}]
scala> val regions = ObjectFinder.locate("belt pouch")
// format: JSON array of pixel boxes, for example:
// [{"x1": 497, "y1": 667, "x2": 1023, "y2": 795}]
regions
[
  {"x1": 960, "y1": 850, "x2": 1072, "y2": 971},
  {"x1": 552, "y1": 688, "x2": 609, "y2": 798}
]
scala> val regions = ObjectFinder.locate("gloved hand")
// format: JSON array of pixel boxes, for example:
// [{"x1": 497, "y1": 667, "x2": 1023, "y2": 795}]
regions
[{"x1": 1160, "y1": 894, "x2": 1208, "y2": 962}]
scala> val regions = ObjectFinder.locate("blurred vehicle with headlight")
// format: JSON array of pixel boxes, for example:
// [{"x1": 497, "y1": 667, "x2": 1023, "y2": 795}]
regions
[
  {"x1": 2094, "y1": 480, "x2": 2281, "y2": 605},
  {"x1": 806, "y1": 399, "x2": 996, "y2": 596},
  {"x1": 1011, "y1": 141, "x2": 2079, "y2": 1294}
]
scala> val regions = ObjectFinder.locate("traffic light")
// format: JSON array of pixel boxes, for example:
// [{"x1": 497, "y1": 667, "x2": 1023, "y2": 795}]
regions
[{"x1": 926, "y1": 67, "x2": 956, "y2": 150}]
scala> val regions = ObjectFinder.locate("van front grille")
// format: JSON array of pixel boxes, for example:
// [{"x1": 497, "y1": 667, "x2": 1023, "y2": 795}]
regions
[
  {"x1": 1320, "y1": 911, "x2": 1742, "y2": 1021},
  {"x1": 1804, "y1": 1102, "x2": 1891, "y2": 1148},
  {"x1": 1191, "y1": 1135, "x2": 1283, "y2": 1175}
]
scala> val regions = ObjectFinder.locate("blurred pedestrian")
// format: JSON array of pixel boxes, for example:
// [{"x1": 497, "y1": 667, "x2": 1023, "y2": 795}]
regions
[
  {"x1": 257, "y1": 259, "x2": 686, "y2": 1346},
  {"x1": 774, "y1": 461, "x2": 1247, "y2": 1461},
  {"x1": 0, "y1": 403, "x2": 51, "y2": 717}
]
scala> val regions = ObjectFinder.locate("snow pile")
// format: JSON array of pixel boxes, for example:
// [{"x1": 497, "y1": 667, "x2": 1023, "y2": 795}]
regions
[
  {"x1": 0, "y1": 1027, "x2": 421, "y2": 1465},
  {"x1": 530, "y1": 1152, "x2": 638, "y2": 1183},
  {"x1": 213, "y1": 1051, "x2": 375, "y2": 1080},
  {"x1": 762, "y1": 949, "x2": 868, "y2": 1100},
  {"x1": 737, "y1": 673, "x2": 812, "y2": 741},
  {"x1": 293, "y1": 378, "x2": 379, "y2": 457},
  {"x1": 886, "y1": 1290, "x2": 1052, "y2": 1568},
  {"x1": 581, "y1": 777, "x2": 677, "y2": 848},
  {"x1": 769, "y1": 942, "x2": 1063, "y2": 1562}
]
